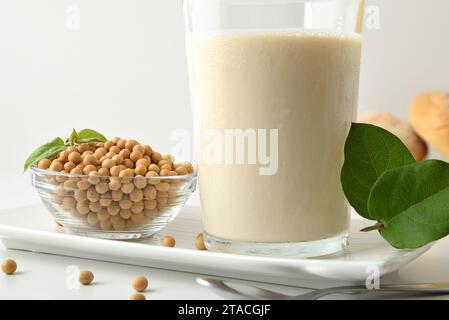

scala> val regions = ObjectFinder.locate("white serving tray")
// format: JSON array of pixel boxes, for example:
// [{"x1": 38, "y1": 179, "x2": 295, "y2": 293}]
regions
[{"x1": 0, "y1": 204, "x2": 431, "y2": 287}]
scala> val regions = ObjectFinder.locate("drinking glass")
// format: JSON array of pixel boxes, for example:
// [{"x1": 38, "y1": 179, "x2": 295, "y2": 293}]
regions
[{"x1": 184, "y1": 0, "x2": 364, "y2": 257}]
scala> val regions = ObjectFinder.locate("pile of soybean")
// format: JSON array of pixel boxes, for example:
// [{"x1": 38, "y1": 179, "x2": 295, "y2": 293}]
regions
[{"x1": 36, "y1": 138, "x2": 194, "y2": 231}]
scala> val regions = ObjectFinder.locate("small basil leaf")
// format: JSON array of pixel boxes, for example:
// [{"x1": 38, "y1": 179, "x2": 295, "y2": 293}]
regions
[
  {"x1": 368, "y1": 160, "x2": 449, "y2": 249},
  {"x1": 23, "y1": 138, "x2": 65, "y2": 172},
  {"x1": 341, "y1": 123, "x2": 416, "y2": 219},
  {"x1": 76, "y1": 129, "x2": 107, "y2": 144}
]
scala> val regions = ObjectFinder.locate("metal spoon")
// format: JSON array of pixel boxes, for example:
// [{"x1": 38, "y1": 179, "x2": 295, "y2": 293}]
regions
[{"x1": 197, "y1": 277, "x2": 449, "y2": 300}]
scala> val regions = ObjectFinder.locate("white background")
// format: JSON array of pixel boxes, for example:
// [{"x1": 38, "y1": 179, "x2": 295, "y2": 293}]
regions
[{"x1": 1, "y1": 0, "x2": 449, "y2": 209}]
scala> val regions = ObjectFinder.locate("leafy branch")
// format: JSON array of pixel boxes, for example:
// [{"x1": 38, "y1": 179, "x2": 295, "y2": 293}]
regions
[
  {"x1": 24, "y1": 128, "x2": 107, "y2": 172},
  {"x1": 342, "y1": 123, "x2": 449, "y2": 249}
]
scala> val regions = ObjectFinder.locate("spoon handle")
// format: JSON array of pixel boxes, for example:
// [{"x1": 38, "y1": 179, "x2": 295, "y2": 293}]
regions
[
  {"x1": 301, "y1": 283, "x2": 449, "y2": 300},
  {"x1": 197, "y1": 277, "x2": 449, "y2": 300}
]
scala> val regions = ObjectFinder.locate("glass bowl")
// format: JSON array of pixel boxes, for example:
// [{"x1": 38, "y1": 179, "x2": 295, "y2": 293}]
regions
[{"x1": 31, "y1": 166, "x2": 197, "y2": 240}]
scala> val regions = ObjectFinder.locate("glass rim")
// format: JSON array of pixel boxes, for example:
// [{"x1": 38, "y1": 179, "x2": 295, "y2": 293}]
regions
[
  {"x1": 183, "y1": 0, "x2": 365, "y2": 34},
  {"x1": 30, "y1": 166, "x2": 198, "y2": 181}
]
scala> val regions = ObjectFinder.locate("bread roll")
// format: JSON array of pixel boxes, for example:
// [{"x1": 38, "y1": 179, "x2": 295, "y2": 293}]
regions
[
  {"x1": 358, "y1": 112, "x2": 428, "y2": 161},
  {"x1": 409, "y1": 93, "x2": 449, "y2": 159}
]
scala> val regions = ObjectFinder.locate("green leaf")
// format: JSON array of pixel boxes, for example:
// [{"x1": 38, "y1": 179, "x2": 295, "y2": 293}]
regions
[
  {"x1": 341, "y1": 123, "x2": 416, "y2": 219},
  {"x1": 68, "y1": 128, "x2": 78, "y2": 146},
  {"x1": 23, "y1": 137, "x2": 65, "y2": 172},
  {"x1": 76, "y1": 129, "x2": 107, "y2": 144},
  {"x1": 368, "y1": 160, "x2": 449, "y2": 249}
]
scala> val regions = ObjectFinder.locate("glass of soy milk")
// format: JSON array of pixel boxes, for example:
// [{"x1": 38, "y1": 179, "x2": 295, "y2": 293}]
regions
[{"x1": 183, "y1": 0, "x2": 364, "y2": 257}]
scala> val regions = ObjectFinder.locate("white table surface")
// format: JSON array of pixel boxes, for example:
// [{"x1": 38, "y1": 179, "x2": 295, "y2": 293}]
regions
[{"x1": 0, "y1": 193, "x2": 449, "y2": 300}]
